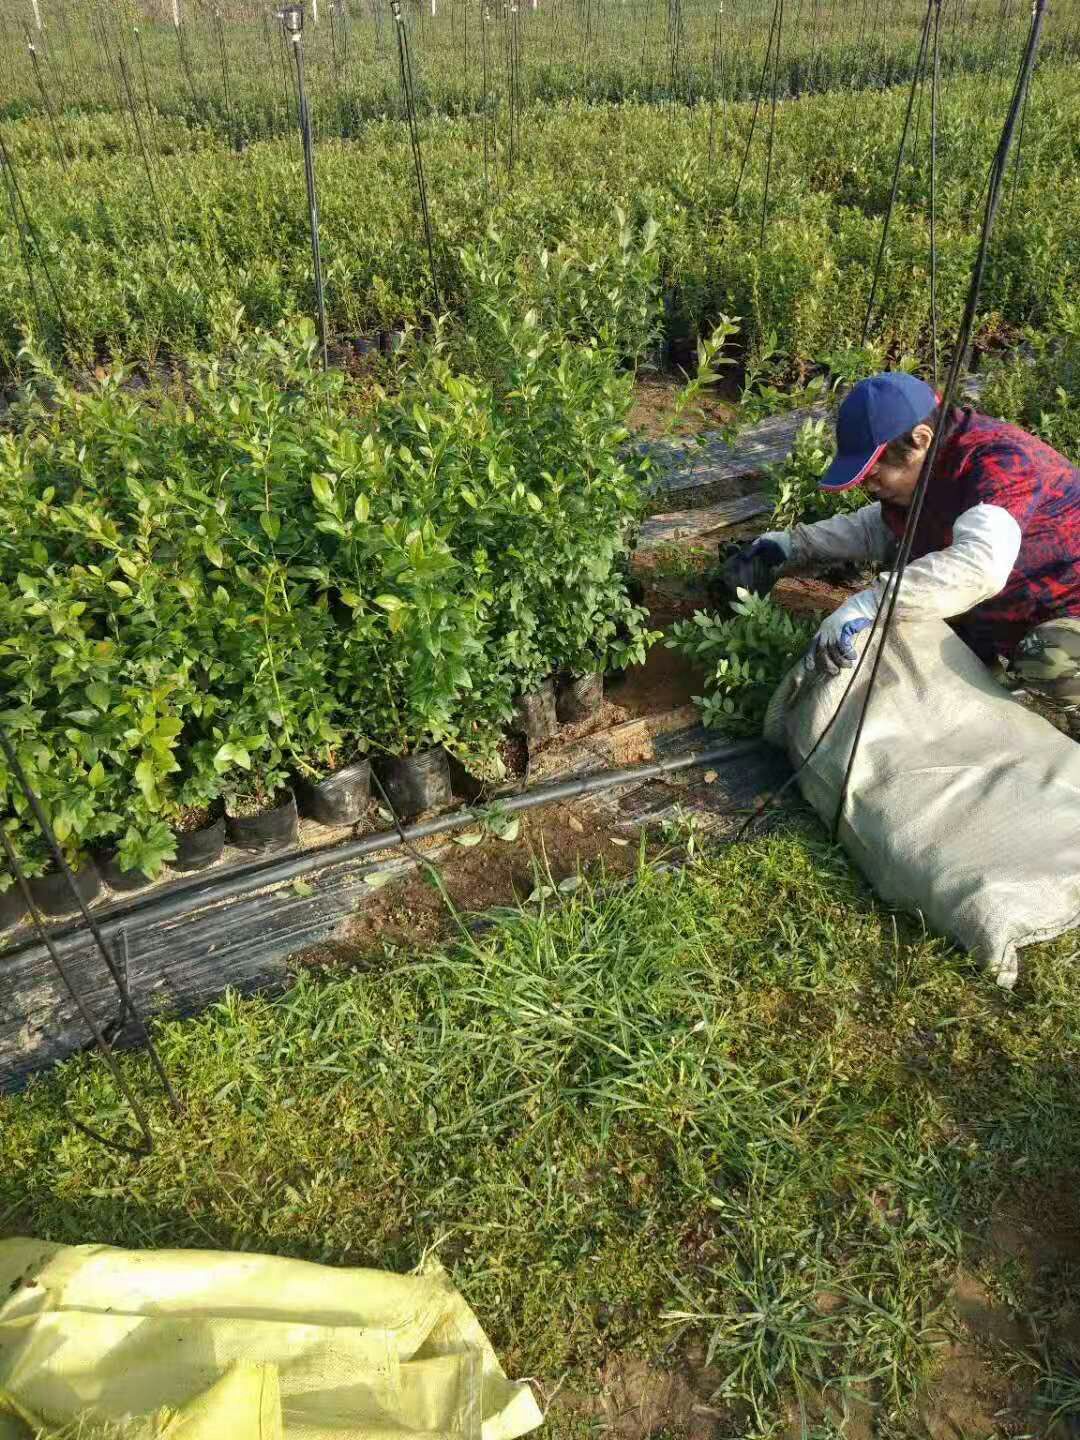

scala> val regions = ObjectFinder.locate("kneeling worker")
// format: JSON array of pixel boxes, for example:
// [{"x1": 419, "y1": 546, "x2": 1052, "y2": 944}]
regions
[{"x1": 726, "y1": 372, "x2": 1080, "y2": 729}]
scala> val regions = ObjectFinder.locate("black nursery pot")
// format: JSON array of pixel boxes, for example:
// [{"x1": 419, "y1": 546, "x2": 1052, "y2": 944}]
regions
[
  {"x1": 28, "y1": 859, "x2": 102, "y2": 919},
  {"x1": 172, "y1": 815, "x2": 227, "y2": 873},
  {"x1": 226, "y1": 789, "x2": 299, "y2": 854},
  {"x1": 513, "y1": 679, "x2": 558, "y2": 741},
  {"x1": 447, "y1": 752, "x2": 486, "y2": 804},
  {"x1": 374, "y1": 747, "x2": 452, "y2": 822},
  {"x1": 0, "y1": 884, "x2": 28, "y2": 932},
  {"x1": 295, "y1": 760, "x2": 372, "y2": 827},
  {"x1": 352, "y1": 333, "x2": 380, "y2": 359},
  {"x1": 97, "y1": 849, "x2": 154, "y2": 895},
  {"x1": 556, "y1": 672, "x2": 604, "y2": 725}
]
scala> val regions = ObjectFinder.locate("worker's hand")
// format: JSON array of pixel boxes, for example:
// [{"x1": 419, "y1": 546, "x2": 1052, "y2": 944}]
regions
[
  {"x1": 806, "y1": 611, "x2": 873, "y2": 678},
  {"x1": 721, "y1": 532, "x2": 791, "y2": 597}
]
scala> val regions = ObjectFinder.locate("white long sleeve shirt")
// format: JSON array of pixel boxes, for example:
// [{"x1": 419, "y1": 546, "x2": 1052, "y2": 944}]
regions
[{"x1": 786, "y1": 501, "x2": 1023, "y2": 634}]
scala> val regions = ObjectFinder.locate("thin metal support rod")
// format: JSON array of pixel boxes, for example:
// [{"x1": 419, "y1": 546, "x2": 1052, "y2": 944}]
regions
[
  {"x1": 283, "y1": 6, "x2": 330, "y2": 367},
  {"x1": 392, "y1": 0, "x2": 441, "y2": 311},
  {"x1": 24, "y1": 27, "x2": 68, "y2": 172},
  {"x1": 732, "y1": 0, "x2": 780, "y2": 206},
  {"x1": 118, "y1": 51, "x2": 167, "y2": 239},
  {"x1": 0, "y1": 129, "x2": 70, "y2": 340},
  {"x1": 833, "y1": 0, "x2": 1049, "y2": 835},
  {"x1": 1, "y1": 158, "x2": 48, "y2": 335},
  {"x1": 0, "y1": 830, "x2": 157, "y2": 1157},
  {"x1": 740, "y1": 0, "x2": 1048, "y2": 846},
  {"x1": 929, "y1": 0, "x2": 941, "y2": 386},
  {"x1": 860, "y1": 0, "x2": 934, "y2": 348},
  {"x1": 173, "y1": 12, "x2": 202, "y2": 121},
  {"x1": 134, "y1": 26, "x2": 162, "y2": 151},
  {"x1": 759, "y1": 0, "x2": 783, "y2": 246},
  {"x1": 0, "y1": 719, "x2": 179, "y2": 1115},
  {"x1": 214, "y1": 6, "x2": 235, "y2": 146}
]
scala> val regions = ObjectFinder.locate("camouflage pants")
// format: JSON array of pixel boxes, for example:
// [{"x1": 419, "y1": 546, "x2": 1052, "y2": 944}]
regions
[{"x1": 1012, "y1": 618, "x2": 1080, "y2": 710}]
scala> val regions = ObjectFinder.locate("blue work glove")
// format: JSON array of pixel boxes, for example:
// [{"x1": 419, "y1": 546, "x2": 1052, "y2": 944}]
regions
[
  {"x1": 720, "y1": 533, "x2": 790, "y2": 598},
  {"x1": 806, "y1": 612, "x2": 873, "y2": 678}
]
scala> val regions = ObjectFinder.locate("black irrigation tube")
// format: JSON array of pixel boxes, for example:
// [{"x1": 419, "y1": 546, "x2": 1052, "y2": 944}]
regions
[{"x1": 0, "y1": 739, "x2": 761, "y2": 963}]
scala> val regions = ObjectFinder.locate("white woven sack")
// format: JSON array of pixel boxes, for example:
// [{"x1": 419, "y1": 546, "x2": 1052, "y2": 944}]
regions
[{"x1": 766, "y1": 619, "x2": 1080, "y2": 987}]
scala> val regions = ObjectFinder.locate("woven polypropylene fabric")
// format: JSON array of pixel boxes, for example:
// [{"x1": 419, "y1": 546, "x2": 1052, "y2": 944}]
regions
[
  {"x1": 768, "y1": 619, "x2": 1080, "y2": 988},
  {"x1": 0, "y1": 1241, "x2": 543, "y2": 1440}
]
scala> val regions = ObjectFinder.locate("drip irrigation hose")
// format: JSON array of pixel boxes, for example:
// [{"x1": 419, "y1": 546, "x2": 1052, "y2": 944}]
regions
[
  {"x1": 860, "y1": 0, "x2": 934, "y2": 348},
  {"x1": 1, "y1": 740, "x2": 763, "y2": 961}
]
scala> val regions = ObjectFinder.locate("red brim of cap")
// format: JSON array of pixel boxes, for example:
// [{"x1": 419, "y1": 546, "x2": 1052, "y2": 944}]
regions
[{"x1": 818, "y1": 442, "x2": 886, "y2": 492}]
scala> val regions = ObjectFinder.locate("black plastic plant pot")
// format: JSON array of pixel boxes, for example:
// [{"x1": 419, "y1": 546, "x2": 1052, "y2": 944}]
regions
[
  {"x1": 172, "y1": 815, "x2": 227, "y2": 873},
  {"x1": 226, "y1": 790, "x2": 299, "y2": 854},
  {"x1": 556, "y1": 672, "x2": 604, "y2": 725},
  {"x1": 0, "y1": 885, "x2": 28, "y2": 933},
  {"x1": 374, "y1": 747, "x2": 452, "y2": 822},
  {"x1": 447, "y1": 752, "x2": 486, "y2": 804},
  {"x1": 96, "y1": 849, "x2": 155, "y2": 895},
  {"x1": 295, "y1": 760, "x2": 372, "y2": 827},
  {"x1": 513, "y1": 680, "x2": 558, "y2": 742},
  {"x1": 380, "y1": 328, "x2": 406, "y2": 356},
  {"x1": 28, "y1": 860, "x2": 102, "y2": 919}
]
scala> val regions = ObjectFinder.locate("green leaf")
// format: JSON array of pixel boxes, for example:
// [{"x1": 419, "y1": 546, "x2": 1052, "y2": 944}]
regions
[
  {"x1": 374, "y1": 594, "x2": 403, "y2": 613},
  {"x1": 354, "y1": 493, "x2": 371, "y2": 524},
  {"x1": 87, "y1": 762, "x2": 106, "y2": 789},
  {"x1": 259, "y1": 511, "x2": 281, "y2": 542},
  {"x1": 203, "y1": 540, "x2": 225, "y2": 569},
  {"x1": 311, "y1": 474, "x2": 334, "y2": 507}
]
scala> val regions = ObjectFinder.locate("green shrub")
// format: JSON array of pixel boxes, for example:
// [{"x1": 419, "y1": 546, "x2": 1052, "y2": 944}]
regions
[
  {"x1": 763, "y1": 417, "x2": 871, "y2": 529},
  {"x1": 0, "y1": 267, "x2": 656, "y2": 883},
  {"x1": 667, "y1": 591, "x2": 815, "y2": 734},
  {"x1": 980, "y1": 298, "x2": 1080, "y2": 463}
]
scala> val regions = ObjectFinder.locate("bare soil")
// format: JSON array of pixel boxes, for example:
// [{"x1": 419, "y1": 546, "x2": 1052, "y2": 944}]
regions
[
  {"x1": 326, "y1": 638, "x2": 707, "y2": 961},
  {"x1": 629, "y1": 370, "x2": 740, "y2": 440}
]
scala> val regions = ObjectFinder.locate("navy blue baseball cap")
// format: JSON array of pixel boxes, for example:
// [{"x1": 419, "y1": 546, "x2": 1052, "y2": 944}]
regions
[{"x1": 819, "y1": 372, "x2": 938, "y2": 492}]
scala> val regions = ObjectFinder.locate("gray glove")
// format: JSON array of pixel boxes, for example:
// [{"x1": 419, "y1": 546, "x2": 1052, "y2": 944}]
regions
[{"x1": 720, "y1": 532, "x2": 791, "y2": 598}]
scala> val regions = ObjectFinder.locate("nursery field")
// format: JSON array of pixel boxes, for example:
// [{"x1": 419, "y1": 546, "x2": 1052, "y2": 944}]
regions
[
  {"x1": 1, "y1": 0, "x2": 1079, "y2": 143},
  {"x1": 2, "y1": 66, "x2": 1080, "y2": 375},
  {"x1": 1, "y1": 0, "x2": 1080, "y2": 1432}
]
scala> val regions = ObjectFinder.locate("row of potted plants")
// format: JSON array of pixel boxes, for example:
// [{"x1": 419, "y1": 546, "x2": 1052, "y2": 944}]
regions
[
  {"x1": 0, "y1": 252, "x2": 661, "y2": 917},
  {"x1": 0, "y1": 663, "x2": 604, "y2": 929}
]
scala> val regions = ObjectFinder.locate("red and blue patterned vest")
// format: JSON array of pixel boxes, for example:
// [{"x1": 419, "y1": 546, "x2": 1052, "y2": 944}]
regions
[{"x1": 882, "y1": 407, "x2": 1080, "y2": 661}]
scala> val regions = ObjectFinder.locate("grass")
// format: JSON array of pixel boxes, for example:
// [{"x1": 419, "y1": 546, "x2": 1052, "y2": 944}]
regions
[{"x1": 2, "y1": 831, "x2": 1079, "y2": 1437}]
